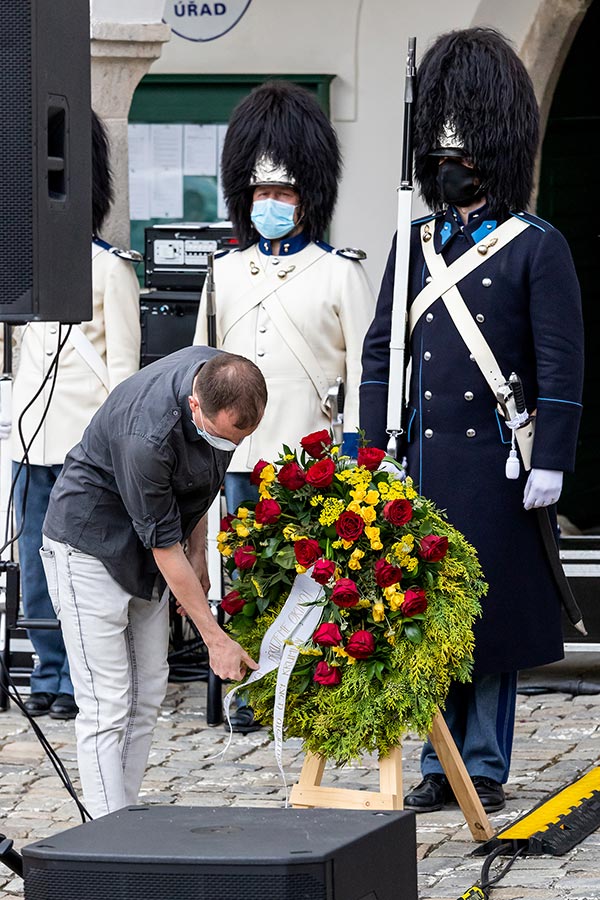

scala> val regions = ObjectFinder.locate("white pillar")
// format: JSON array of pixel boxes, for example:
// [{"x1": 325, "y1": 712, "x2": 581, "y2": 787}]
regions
[{"x1": 90, "y1": 14, "x2": 171, "y2": 248}]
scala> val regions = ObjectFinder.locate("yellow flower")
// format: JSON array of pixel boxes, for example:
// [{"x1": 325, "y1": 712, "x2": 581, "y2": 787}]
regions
[
  {"x1": 216, "y1": 531, "x2": 229, "y2": 543},
  {"x1": 310, "y1": 494, "x2": 324, "y2": 507},
  {"x1": 387, "y1": 482, "x2": 406, "y2": 499},
  {"x1": 348, "y1": 548, "x2": 365, "y2": 571},
  {"x1": 236, "y1": 507, "x2": 249, "y2": 520},
  {"x1": 235, "y1": 523, "x2": 250, "y2": 538},
  {"x1": 332, "y1": 646, "x2": 348, "y2": 658},
  {"x1": 345, "y1": 655, "x2": 357, "y2": 665},
  {"x1": 342, "y1": 539, "x2": 354, "y2": 550},
  {"x1": 365, "y1": 525, "x2": 383, "y2": 550},
  {"x1": 365, "y1": 490, "x2": 380, "y2": 506},
  {"x1": 318, "y1": 497, "x2": 345, "y2": 525},
  {"x1": 331, "y1": 445, "x2": 340, "y2": 455},
  {"x1": 283, "y1": 524, "x2": 298, "y2": 540},
  {"x1": 404, "y1": 477, "x2": 417, "y2": 500},
  {"x1": 385, "y1": 630, "x2": 396, "y2": 646},
  {"x1": 346, "y1": 499, "x2": 363, "y2": 515},
  {"x1": 260, "y1": 464, "x2": 276, "y2": 484},
  {"x1": 357, "y1": 598, "x2": 372, "y2": 609},
  {"x1": 259, "y1": 486, "x2": 272, "y2": 499},
  {"x1": 350, "y1": 487, "x2": 367, "y2": 503},
  {"x1": 283, "y1": 453, "x2": 295, "y2": 461},
  {"x1": 254, "y1": 522, "x2": 263, "y2": 530},
  {"x1": 332, "y1": 539, "x2": 344, "y2": 549},
  {"x1": 295, "y1": 563, "x2": 307, "y2": 574},
  {"x1": 251, "y1": 577, "x2": 263, "y2": 597},
  {"x1": 388, "y1": 591, "x2": 405, "y2": 611},
  {"x1": 360, "y1": 505, "x2": 377, "y2": 524},
  {"x1": 372, "y1": 602, "x2": 386, "y2": 622},
  {"x1": 219, "y1": 545, "x2": 232, "y2": 557}
]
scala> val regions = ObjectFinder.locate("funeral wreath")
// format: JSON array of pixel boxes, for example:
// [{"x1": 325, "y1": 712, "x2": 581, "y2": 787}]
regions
[{"x1": 218, "y1": 431, "x2": 487, "y2": 764}]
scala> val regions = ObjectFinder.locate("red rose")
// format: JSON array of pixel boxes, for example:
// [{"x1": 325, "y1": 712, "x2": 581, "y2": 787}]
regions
[
  {"x1": 300, "y1": 430, "x2": 332, "y2": 459},
  {"x1": 418, "y1": 535, "x2": 449, "y2": 562},
  {"x1": 357, "y1": 447, "x2": 386, "y2": 471},
  {"x1": 401, "y1": 586, "x2": 428, "y2": 616},
  {"x1": 278, "y1": 461, "x2": 306, "y2": 490},
  {"x1": 294, "y1": 538, "x2": 322, "y2": 567},
  {"x1": 383, "y1": 499, "x2": 413, "y2": 526},
  {"x1": 250, "y1": 459, "x2": 270, "y2": 486},
  {"x1": 311, "y1": 559, "x2": 336, "y2": 585},
  {"x1": 335, "y1": 510, "x2": 365, "y2": 542},
  {"x1": 220, "y1": 514, "x2": 235, "y2": 533},
  {"x1": 220, "y1": 590, "x2": 245, "y2": 616},
  {"x1": 254, "y1": 498, "x2": 282, "y2": 525},
  {"x1": 306, "y1": 458, "x2": 336, "y2": 488},
  {"x1": 313, "y1": 661, "x2": 342, "y2": 686},
  {"x1": 331, "y1": 578, "x2": 360, "y2": 608},
  {"x1": 346, "y1": 630, "x2": 376, "y2": 659},
  {"x1": 233, "y1": 545, "x2": 257, "y2": 570},
  {"x1": 313, "y1": 622, "x2": 343, "y2": 647},
  {"x1": 374, "y1": 558, "x2": 403, "y2": 588}
]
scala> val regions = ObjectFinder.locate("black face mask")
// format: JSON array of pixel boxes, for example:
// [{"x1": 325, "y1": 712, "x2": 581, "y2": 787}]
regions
[{"x1": 436, "y1": 160, "x2": 483, "y2": 206}]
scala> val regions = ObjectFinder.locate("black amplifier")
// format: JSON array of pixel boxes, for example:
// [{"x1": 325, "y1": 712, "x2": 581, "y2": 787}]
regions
[
  {"x1": 140, "y1": 291, "x2": 200, "y2": 368},
  {"x1": 144, "y1": 222, "x2": 237, "y2": 291}
]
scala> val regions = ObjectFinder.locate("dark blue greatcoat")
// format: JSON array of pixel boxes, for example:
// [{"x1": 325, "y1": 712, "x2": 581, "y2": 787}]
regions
[{"x1": 360, "y1": 206, "x2": 584, "y2": 674}]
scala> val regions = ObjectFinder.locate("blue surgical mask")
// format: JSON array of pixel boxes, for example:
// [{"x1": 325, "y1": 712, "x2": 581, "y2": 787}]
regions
[
  {"x1": 192, "y1": 408, "x2": 240, "y2": 452},
  {"x1": 251, "y1": 198, "x2": 297, "y2": 240}
]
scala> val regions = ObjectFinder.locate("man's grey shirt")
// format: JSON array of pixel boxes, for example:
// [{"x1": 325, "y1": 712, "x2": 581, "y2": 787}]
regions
[{"x1": 44, "y1": 346, "x2": 232, "y2": 599}]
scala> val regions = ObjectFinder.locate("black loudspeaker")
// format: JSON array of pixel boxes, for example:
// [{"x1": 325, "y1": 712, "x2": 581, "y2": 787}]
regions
[
  {"x1": 22, "y1": 805, "x2": 418, "y2": 900},
  {"x1": 0, "y1": 0, "x2": 92, "y2": 323}
]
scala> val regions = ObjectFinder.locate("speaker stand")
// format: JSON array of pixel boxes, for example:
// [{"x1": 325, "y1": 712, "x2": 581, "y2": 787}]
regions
[{"x1": 290, "y1": 710, "x2": 495, "y2": 841}]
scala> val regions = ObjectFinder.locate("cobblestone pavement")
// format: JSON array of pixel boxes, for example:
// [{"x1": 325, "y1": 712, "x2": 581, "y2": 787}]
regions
[{"x1": 0, "y1": 680, "x2": 599, "y2": 899}]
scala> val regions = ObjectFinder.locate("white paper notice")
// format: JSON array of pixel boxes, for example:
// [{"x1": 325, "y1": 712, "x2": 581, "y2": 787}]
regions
[
  {"x1": 129, "y1": 173, "x2": 151, "y2": 220},
  {"x1": 184, "y1": 124, "x2": 217, "y2": 176},
  {"x1": 150, "y1": 169, "x2": 183, "y2": 219},
  {"x1": 151, "y1": 124, "x2": 183, "y2": 170}
]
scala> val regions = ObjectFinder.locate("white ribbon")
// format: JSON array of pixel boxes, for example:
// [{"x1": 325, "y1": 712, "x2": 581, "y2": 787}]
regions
[{"x1": 222, "y1": 570, "x2": 324, "y2": 802}]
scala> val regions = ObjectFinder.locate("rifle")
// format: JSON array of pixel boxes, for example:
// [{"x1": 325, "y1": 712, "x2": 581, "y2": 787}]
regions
[{"x1": 386, "y1": 36, "x2": 417, "y2": 458}]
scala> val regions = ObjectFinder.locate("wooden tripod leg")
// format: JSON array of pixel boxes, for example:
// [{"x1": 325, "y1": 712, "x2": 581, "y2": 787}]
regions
[
  {"x1": 429, "y1": 711, "x2": 495, "y2": 841},
  {"x1": 291, "y1": 752, "x2": 326, "y2": 807},
  {"x1": 379, "y1": 745, "x2": 403, "y2": 809}
]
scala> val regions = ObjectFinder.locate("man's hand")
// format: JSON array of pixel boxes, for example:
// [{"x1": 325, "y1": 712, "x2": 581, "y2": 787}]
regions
[
  {"x1": 205, "y1": 630, "x2": 259, "y2": 681},
  {"x1": 523, "y1": 468, "x2": 563, "y2": 510}
]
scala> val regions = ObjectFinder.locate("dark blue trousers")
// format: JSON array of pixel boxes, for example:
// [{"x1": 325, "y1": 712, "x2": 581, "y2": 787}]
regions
[
  {"x1": 421, "y1": 672, "x2": 518, "y2": 783},
  {"x1": 13, "y1": 462, "x2": 73, "y2": 695}
]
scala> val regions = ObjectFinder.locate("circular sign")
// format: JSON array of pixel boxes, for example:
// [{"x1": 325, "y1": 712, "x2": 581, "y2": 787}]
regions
[{"x1": 163, "y1": 0, "x2": 252, "y2": 42}]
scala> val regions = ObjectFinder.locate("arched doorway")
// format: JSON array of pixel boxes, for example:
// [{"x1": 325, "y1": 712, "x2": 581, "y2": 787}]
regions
[{"x1": 537, "y1": 0, "x2": 600, "y2": 533}]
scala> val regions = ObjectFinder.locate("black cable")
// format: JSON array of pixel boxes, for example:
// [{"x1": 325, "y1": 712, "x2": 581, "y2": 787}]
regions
[
  {"x1": 0, "y1": 324, "x2": 72, "y2": 555},
  {"x1": 0, "y1": 656, "x2": 90, "y2": 823},
  {"x1": 480, "y1": 843, "x2": 524, "y2": 890}
]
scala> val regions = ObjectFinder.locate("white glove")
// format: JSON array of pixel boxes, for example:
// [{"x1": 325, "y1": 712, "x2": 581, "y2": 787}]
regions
[
  {"x1": 523, "y1": 468, "x2": 563, "y2": 510},
  {"x1": 0, "y1": 416, "x2": 11, "y2": 441}
]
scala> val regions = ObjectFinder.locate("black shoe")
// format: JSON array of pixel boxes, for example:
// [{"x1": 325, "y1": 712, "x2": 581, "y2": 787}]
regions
[
  {"x1": 227, "y1": 706, "x2": 263, "y2": 734},
  {"x1": 23, "y1": 692, "x2": 57, "y2": 717},
  {"x1": 404, "y1": 774, "x2": 454, "y2": 812},
  {"x1": 472, "y1": 776, "x2": 506, "y2": 812},
  {"x1": 49, "y1": 693, "x2": 78, "y2": 720}
]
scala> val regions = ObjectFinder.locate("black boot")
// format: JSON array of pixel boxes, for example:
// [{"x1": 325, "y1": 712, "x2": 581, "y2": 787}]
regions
[
  {"x1": 404, "y1": 774, "x2": 454, "y2": 812},
  {"x1": 23, "y1": 692, "x2": 57, "y2": 717},
  {"x1": 472, "y1": 776, "x2": 506, "y2": 811}
]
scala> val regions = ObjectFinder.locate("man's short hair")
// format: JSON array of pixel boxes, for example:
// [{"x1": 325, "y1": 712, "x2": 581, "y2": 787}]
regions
[{"x1": 195, "y1": 353, "x2": 267, "y2": 430}]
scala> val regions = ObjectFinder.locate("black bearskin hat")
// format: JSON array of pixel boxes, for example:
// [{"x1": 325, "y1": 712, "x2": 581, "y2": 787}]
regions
[
  {"x1": 221, "y1": 81, "x2": 341, "y2": 247},
  {"x1": 92, "y1": 110, "x2": 114, "y2": 235},
  {"x1": 414, "y1": 27, "x2": 539, "y2": 214}
]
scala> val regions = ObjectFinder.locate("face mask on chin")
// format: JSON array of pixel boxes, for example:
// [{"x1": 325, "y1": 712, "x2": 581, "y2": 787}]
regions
[
  {"x1": 250, "y1": 198, "x2": 297, "y2": 240},
  {"x1": 191, "y1": 407, "x2": 240, "y2": 452},
  {"x1": 436, "y1": 160, "x2": 484, "y2": 207}
]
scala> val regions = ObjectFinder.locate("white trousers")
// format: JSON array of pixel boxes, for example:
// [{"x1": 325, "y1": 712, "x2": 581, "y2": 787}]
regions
[{"x1": 40, "y1": 537, "x2": 170, "y2": 818}]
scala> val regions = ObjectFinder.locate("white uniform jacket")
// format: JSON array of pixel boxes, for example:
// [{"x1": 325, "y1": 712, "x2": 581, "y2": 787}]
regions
[
  {"x1": 193, "y1": 234, "x2": 375, "y2": 471},
  {"x1": 10, "y1": 241, "x2": 141, "y2": 466}
]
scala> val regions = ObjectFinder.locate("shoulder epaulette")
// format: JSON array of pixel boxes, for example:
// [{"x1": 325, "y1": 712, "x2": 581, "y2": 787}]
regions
[
  {"x1": 411, "y1": 212, "x2": 442, "y2": 227},
  {"x1": 215, "y1": 248, "x2": 234, "y2": 259},
  {"x1": 93, "y1": 236, "x2": 143, "y2": 263},
  {"x1": 509, "y1": 211, "x2": 552, "y2": 234},
  {"x1": 316, "y1": 240, "x2": 367, "y2": 260}
]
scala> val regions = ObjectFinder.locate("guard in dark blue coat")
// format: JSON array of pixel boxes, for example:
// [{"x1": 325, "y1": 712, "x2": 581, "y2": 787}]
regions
[{"x1": 360, "y1": 28, "x2": 584, "y2": 813}]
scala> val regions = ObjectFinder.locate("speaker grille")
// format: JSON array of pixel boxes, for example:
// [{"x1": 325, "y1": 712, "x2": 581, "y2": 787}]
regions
[
  {"x1": 0, "y1": 2, "x2": 33, "y2": 305},
  {"x1": 25, "y1": 867, "x2": 327, "y2": 900}
]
